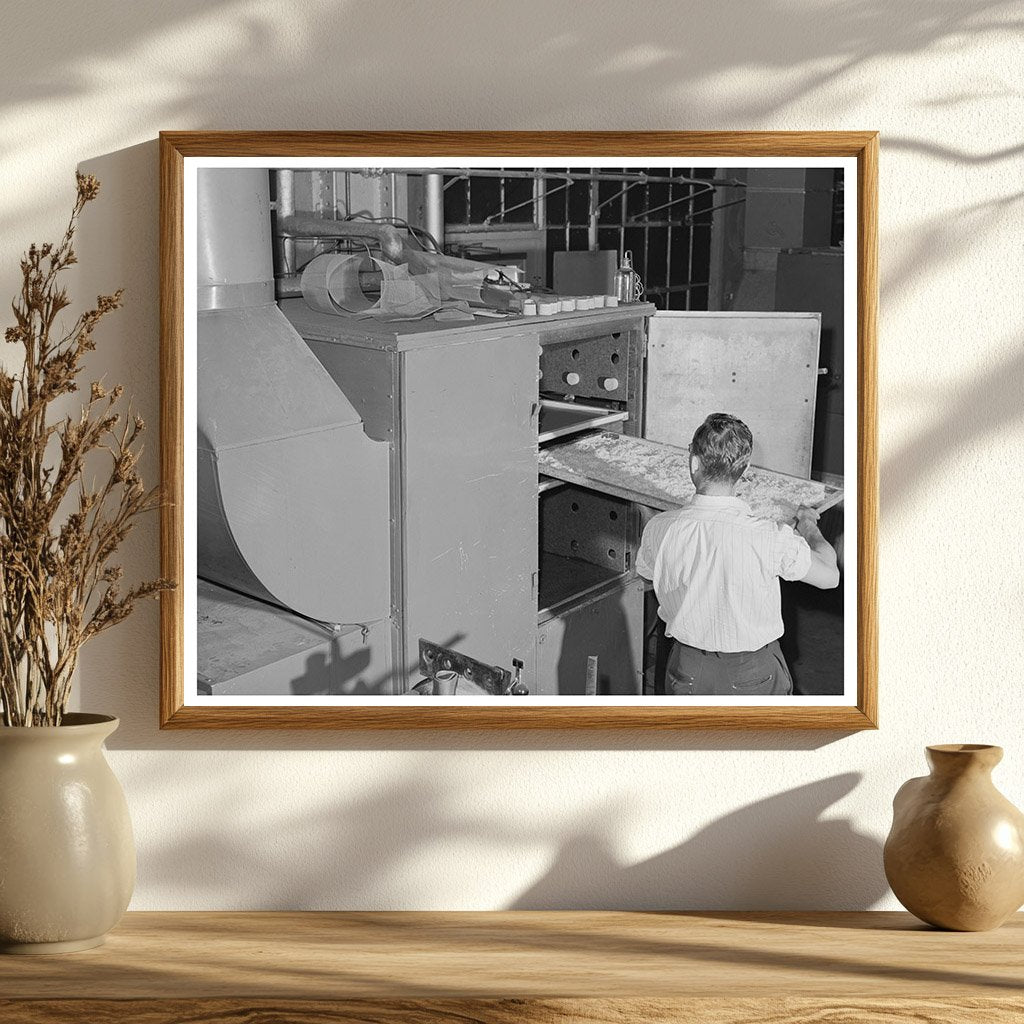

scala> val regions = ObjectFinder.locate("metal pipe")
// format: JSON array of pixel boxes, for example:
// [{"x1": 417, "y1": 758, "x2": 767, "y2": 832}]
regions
[
  {"x1": 423, "y1": 173, "x2": 444, "y2": 252},
  {"x1": 587, "y1": 177, "x2": 598, "y2": 251},
  {"x1": 394, "y1": 168, "x2": 745, "y2": 187},
  {"x1": 626, "y1": 183, "x2": 716, "y2": 222},
  {"x1": 483, "y1": 178, "x2": 573, "y2": 226},
  {"x1": 533, "y1": 174, "x2": 547, "y2": 230},
  {"x1": 644, "y1": 282, "x2": 710, "y2": 295},
  {"x1": 197, "y1": 168, "x2": 275, "y2": 311},
  {"x1": 450, "y1": 219, "x2": 716, "y2": 231},
  {"x1": 276, "y1": 214, "x2": 404, "y2": 262},
  {"x1": 275, "y1": 170, "x2": 296, "y2": 275}
]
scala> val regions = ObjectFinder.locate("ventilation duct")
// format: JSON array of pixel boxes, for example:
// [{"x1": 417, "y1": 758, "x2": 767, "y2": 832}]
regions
[{"x1": 196, "y1": 168, "x2": 390, "y2": 626}]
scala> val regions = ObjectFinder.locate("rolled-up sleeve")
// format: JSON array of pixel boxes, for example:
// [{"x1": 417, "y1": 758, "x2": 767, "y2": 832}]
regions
[
  {"x1": 636, "y1": 514, "x2": 670, "y2": 579},
  {"x1": 636, "y1": 523, "x2": 656, "y2": 579},
  {"x1": 774, "y1": 524, "x2": 812, "y2": 581}
]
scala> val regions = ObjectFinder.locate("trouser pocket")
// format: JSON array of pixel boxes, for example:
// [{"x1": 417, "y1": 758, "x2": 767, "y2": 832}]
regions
[
  {"x1": 665, "y1": 641, "x2": 793, "y2": 696},
  {"x1": 726, "y1": 652, "x2": 776, "y2": 694}
]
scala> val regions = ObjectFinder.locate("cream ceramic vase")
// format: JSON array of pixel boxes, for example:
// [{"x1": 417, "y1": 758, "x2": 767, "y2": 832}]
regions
[
  {"x1": 884, "y1": 744, "x2": 1024, "y2": 931},
  {"x1": 0, "y1": 713, "x2": 135, "y2": 953}
]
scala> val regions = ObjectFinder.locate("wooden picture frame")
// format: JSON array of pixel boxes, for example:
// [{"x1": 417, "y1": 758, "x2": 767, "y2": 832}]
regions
[{"x1": 160, "y1": 131, "x2": 878, "y2": 730}]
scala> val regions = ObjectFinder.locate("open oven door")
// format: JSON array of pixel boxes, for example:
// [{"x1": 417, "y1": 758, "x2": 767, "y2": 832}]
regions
[{"x1": 645, "y1": 311, "x2": 822, "y2": 478}]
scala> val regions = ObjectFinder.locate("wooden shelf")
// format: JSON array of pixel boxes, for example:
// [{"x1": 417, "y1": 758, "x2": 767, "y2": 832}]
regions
[{"x1": 0, "y1": 911, "x2": 1020, "y2": 1022}]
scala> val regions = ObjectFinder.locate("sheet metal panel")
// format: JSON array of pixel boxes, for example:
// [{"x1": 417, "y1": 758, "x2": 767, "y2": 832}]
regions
[
  {"x1": 197, "y1": 304, "x2": 391, "y2": 626},
  {"x1": 301, "y1": 339, "x2": 403, "y2": 684},
  {"x1": 646, "y1": 311, "x2": 821, "y2": 478},
  {"x1": 400, "y1": 333, "x2": 539, "y2": 691},
  {"x1": 537, "y1": 579, "x2": 645, "y2": 696},
  {"x1": 540, "y1": 485, "x2": 630, "y2": 575},
  {"x1": 540, "y1": 332, "x2": 630, "y2": 402},
  {"x1": 198, "y1": 580, "x2": 391, "y2": 696}
]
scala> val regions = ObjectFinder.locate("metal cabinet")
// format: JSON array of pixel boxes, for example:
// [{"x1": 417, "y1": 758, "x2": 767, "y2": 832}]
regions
[
  {"x1": 285, "y1": 301, "x2": 539, "y2": 693},
  {"x1": 284, "y1": 299, "x2": 653, "y2": 697}
]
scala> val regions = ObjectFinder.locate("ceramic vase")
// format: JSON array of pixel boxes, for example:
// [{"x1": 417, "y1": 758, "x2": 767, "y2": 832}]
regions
[
  {"x1": 0, "y1": 713, "x2": 135, "y2": 953},
  {"x1": 884, "y1": 744, "x2": 1024, "y2": 931}
]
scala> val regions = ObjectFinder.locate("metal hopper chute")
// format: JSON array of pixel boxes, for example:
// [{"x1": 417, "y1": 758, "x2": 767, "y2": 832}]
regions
[{"x1": 196, "y1": 168, "x2": 390, "y2": 627}]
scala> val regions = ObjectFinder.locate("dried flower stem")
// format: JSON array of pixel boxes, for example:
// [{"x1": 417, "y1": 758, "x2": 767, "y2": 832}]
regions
[{"x1": 0, "y1": 173, "x2": 173, "y2": 726}]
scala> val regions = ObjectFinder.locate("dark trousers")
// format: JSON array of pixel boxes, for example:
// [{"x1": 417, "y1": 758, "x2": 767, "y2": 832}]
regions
[{"x1": 666, "y1": 639, "x2": 794, "y2": 696}]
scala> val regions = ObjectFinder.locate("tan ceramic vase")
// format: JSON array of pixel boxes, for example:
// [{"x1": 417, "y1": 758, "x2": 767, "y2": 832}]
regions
[
  {"x1": 884, "y1": 744, "x2": 1024, "y2": 931},
  {"x1": 0, "y1": 714, "x2": 135, "y2": 953}
]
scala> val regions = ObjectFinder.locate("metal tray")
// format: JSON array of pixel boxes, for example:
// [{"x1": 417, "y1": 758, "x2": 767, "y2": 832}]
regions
[
  {"x1": 538, "y1": 432, "x2": 843, "y2": 524},
  {"x1": 537, "y1": 399, "x2": 628, "y2": 443},
  {"x1": 538, "y1": 475, "x2": 567, "y2": 494}
]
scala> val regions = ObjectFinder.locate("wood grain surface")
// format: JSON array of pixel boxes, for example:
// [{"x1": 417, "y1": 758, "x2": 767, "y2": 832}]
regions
[
  {"x1": 1, "y1": 911, "x2": 1019, "y2": 1023},
  {"x1": 159, "y1": 131, "x2": 879, "y2": 730},
  {"x1": 4, "y1": 998, "x2": 1024, "y2": 1024}
]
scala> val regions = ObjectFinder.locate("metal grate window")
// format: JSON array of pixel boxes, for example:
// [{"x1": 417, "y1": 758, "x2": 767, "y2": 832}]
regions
[{"x1": 442, "y1": 168, "x2": 722, "y2": 311}]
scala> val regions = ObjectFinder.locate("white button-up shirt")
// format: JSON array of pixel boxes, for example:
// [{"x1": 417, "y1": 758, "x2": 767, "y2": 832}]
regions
[{"x1": 636, "y1": 495, "x2": 812, "y2": 653}]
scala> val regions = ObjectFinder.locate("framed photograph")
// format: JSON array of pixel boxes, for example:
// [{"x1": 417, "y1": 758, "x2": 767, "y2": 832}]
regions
[{"x1": 159, "y1": 131, "x2": 877, "y2": 729}]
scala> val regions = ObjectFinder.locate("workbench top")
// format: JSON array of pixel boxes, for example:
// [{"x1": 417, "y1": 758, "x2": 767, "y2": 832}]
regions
[
  {"x1": 282, "y1": 297, "x2": 656, "y2": 350},
  {"x1": 2, "y1": 911, "x2": 1021, "y2": 1022}
]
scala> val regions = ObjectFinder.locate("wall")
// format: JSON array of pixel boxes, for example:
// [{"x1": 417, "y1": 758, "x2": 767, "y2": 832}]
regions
[{"x1": 1, "y1": 0, "x2": 1021, "y2": 911}]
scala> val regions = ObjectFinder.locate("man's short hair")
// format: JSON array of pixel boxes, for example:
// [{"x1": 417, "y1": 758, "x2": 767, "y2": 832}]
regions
[{"x1": 691, "y1": 413, "x2": 753, "y2": 482}]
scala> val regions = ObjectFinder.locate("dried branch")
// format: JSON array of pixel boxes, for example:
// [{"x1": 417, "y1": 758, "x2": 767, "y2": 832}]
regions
[{"x1": 0, "y1": 173, "x2": 175, "y2": 726}]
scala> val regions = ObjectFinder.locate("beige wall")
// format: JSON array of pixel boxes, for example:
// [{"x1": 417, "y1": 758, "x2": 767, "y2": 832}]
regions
[{"x1": 1, "y1": 0, "x2": 1021, "y2": 909}]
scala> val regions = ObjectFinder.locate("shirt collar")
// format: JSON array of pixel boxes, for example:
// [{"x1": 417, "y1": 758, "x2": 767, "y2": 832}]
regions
[{"x1": 691, "y1": 493, "x2": 751, "y2": 512}]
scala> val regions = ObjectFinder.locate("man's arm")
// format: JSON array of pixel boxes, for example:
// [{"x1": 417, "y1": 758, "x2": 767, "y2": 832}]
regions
[
  {"x1": 635, "y1": 504, "x2": 663, "y2": 580},
  {"x1": 795, "y1": 507, "x2": 840, "y2": 589}
]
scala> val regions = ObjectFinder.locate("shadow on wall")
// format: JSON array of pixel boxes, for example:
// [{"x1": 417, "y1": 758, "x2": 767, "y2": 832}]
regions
[
  {"x1": 883, "y1": 334, "x2": 1024, "y2": 510},
  {"x1": 54, "y1": 0, "x2": 1021, "y2": 753},
  {"x1": 129, "y1": 757, "x2": 886, "y2": 909},
  {"x1": 1, "y1": 1, "x2": 1021, "y2": 243},
  {"x1": 512, "y1": 773, "x2": 886, "y2": 910},
  {"x1": 1, "y1": 1, "x2": 1019, "y2": 134}
]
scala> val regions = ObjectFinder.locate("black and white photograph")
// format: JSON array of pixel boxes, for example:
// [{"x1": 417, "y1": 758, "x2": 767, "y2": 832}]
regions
[{"x1": 167, "y1": 140, "x2": 872, "y2": 724}]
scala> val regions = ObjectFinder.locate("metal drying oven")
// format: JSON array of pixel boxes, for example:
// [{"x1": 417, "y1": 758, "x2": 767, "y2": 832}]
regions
[
  {"x1": 279, "y1": 299, "x2": 656, "y2": 696},
  {"x1": 534, "y1": 310, "x2": 651, "y2": 696}
]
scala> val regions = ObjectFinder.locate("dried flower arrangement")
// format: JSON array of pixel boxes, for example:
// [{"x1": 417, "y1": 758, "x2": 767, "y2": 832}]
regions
[{"x1": 0, "y1": 173, "x2": 172, "y2": 726}]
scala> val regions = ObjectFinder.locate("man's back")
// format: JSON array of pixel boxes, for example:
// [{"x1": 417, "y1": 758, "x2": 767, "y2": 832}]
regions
[{"x1": 637, "y1": 495, "x2": 811, "y2": 653}]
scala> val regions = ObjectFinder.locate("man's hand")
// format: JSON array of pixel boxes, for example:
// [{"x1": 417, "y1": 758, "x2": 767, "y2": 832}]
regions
[
  {"x1": 794, "y1": 505, "x2": 840, "y2": 589},
  {"x1": 795, "y1": 505, "x2": 823, "y2": 541}
]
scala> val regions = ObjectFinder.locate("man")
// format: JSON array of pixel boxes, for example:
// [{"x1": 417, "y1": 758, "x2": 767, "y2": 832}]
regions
[{"x1": 636, "y1": 413, "x2": 840, "y2": 696}]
